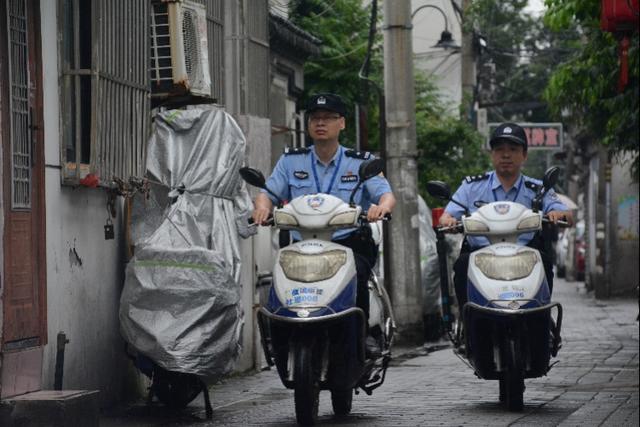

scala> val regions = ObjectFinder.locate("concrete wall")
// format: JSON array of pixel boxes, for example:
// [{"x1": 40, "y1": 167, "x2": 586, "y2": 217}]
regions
[
  {"x1": 610, "y1": 153, "x2": 639, "y2": 295},
  {"x1": 39, "y1": 2, "x2": 131, "y2": 407},
  {"x1": 235, "y1": 115, "x2": 273, "y2": 372}
]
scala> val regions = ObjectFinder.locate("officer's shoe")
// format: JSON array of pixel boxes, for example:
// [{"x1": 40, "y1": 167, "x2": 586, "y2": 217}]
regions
[{"x1": 365, "y1": 336, "x2": 382, "y2": 359}]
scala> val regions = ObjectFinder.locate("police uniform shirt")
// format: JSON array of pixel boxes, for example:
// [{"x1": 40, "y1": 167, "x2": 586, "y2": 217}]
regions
[
  {"x1": 262, "y1": 145, "x2": 392, "y2": 240},
  {"x1": 444, "y1": 171, "x2": 567, "y2": 248}
]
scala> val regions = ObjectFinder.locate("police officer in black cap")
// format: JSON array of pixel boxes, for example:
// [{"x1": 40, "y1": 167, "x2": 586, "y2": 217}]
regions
[
  {"x1": 438, "y1": 122, "x2": 574, "y2": 312},
  {"x1": 251, "y1": 93, "x2": 396, "y2": 355}
]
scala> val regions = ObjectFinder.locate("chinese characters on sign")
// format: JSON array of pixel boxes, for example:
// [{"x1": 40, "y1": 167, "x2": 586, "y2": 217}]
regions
[{"x1": 487, "y1": 123, "x2": 564, "y2": 150}]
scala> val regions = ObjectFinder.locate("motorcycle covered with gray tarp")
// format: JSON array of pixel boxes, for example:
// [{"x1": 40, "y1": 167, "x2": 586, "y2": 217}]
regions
[{"x1": 119, "y1": 106, "x2": 255, "y2": 417}]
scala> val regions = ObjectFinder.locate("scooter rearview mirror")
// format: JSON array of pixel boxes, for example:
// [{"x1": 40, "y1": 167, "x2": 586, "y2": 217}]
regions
[
  {"x1": 350, "y1": 159, "x2": 385, "y2": 207},
  {"x1": 239, "y1": 167, "x2": 267, "y2": 189},
  {"x1": 426, "y1": 181, "x2": 451, "y2": 200},
  {"x1": 542, "y1": 166, "x2": 560, "y2": 191},
  {"x1": 239, "y1": 167, "x2": 285, "y2": 207},
  {"x1": 358, "y1": 158, "x2": 385, "y2": 181}
]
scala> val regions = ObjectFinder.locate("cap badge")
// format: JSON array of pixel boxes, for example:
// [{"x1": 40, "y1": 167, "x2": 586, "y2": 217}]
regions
[
  {"x1": 317, "y1": 96, "x2": 327, "y2": 105},
  {"x1": 503, "y1": 127, "x2": 512, "y2": 134}
]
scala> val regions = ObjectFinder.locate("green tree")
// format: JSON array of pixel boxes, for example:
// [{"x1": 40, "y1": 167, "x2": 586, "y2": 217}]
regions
[
  {"x1": 289, "y1": 0, "x2": 381, "y2": 146},
  {"x1": 544, "y1": 0, "x2": 639, "y2": 178},
  {"x1": 415, "y1": 71, "x2": 491, "y2": 207}
]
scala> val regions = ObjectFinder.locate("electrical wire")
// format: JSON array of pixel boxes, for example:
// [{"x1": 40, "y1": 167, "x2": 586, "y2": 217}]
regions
[{"x1": 314, "y1": 41, "x2": 369, "y2": 62}]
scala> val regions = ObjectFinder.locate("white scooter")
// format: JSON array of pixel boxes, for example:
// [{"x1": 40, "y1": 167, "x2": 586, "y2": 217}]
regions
[
  {"x1": 240, "y1": 159, "x2": 395, "y2": 425},
  {"x1": 427, "y1": 167, "x2": 565, "y2": 412}
]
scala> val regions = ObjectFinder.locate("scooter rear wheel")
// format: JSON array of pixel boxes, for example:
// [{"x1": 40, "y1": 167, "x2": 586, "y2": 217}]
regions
[
  {"x1": 152, "y1": 369, "x2": 203, "y2": 409},
  {"x1": 331, "y1": 388, "x2": 353, "y2": 416},
  {"x1": 294, "y1": 342, "x2": 319, "y2": 425}
]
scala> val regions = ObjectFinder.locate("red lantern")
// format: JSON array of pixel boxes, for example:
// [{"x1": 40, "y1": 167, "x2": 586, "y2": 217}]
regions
[{"x1": 600, "y1": 0, "x2": 639, "y2": 91}]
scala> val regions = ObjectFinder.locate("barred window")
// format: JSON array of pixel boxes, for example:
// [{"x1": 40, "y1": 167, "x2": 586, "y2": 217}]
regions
[{"x1": 58, "y1": 0, "x2": 150, "y2": 185}]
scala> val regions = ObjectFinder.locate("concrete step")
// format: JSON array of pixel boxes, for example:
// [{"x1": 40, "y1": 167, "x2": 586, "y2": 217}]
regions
[{"x1": 0, "y1": 390, "x2": 99, "y2": 427}]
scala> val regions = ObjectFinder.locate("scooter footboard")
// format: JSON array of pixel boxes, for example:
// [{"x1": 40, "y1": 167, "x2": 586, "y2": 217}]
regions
[
  {"x1": 463, "y1": 302, "x2": 562, "y2": 379},
  {"x1": 257, "y1": 307, "x2": 367, "y2": 390}
]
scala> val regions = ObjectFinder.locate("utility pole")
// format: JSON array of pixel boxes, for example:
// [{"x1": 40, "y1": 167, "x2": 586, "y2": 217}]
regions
[
  {"x1": 460, "y1": 0, "x2": 475, "y2": 122},
  {"x1": 382, "y1": 0, "x2": 423, "y2": 344}
]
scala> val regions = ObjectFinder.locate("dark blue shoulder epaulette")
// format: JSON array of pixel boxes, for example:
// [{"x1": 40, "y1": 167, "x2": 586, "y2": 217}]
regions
[
  {"x1": 464, "y1": 173, "x2": 489, "y2": 184},
  {"x1": 524, "y1": 180, "x2": 540, "y2": 192},
  {"x1": 344, "y1": 149, "x2": 372, "y2": 160},
  {"x1": 283, "y1": 147, "x2": 310, "y2": 155}
]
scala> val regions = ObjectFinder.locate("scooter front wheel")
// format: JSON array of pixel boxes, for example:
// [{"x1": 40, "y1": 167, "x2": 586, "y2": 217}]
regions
[
  {"x1": 331, "y1": 388, "x2": 353, "y2": 416},
  {"x1": 502, "y1": 338, "x2": 525, "y2": 412},
  {"x1": 294, "y1": 341, "x2": 320, "y2": 425}
]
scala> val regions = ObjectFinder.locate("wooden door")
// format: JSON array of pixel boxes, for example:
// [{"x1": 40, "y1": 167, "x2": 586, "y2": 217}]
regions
[{"x1": 1, "y1": 0, "x2": 46, "y2": 349}]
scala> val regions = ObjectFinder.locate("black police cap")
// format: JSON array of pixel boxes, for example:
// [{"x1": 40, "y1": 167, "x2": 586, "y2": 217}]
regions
[
  {"x1": 306, "y1": 93, "x2": 347, "y2": 117},
  {"x1": 489, "y1": 122, "x2": 528, "y2": 149}
]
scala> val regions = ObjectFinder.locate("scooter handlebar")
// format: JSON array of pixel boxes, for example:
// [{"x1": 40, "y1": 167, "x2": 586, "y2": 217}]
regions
[
  {"x1": 434, "y1": 222, "x2": 463, "y2": 233},
  {"x1": 542, "y1": 216, "x2": 570, "y2": 227},
  {"x1": 359, "y1": 212, "x2": 392, "y2": 223},
  {"x1": 248, "y1": 215, "x2": 274, "y2": 226}
]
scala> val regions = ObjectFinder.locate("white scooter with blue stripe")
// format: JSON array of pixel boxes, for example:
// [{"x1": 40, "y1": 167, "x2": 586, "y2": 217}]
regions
[
  {"x1": 427, "y1": 167, "x2": 566, "y2": 412},
  {"x1": 240, "y1": 159, "x2": 395, "y2": 426}
]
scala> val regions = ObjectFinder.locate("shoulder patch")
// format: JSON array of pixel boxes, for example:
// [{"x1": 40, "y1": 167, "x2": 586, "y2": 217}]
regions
[
  {"x1": 344, "y1": 149, "x2": 372, "y2": 160},
  {"x1": 524, "y1": 180, "x2": 541, "y2": 192},
  {"x1": 464, "y1": 173, "x2": 489, "y2": 184},
  {"x1": 283, "y1": 147, "x2": 310, "y2": 155}
]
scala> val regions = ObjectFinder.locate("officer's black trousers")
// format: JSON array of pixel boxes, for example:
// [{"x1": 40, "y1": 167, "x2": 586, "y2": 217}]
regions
[
  {"x1": 453, "y1": 235, "x2": 555, "y2": 312},
  {"x1": 333, "y1": 228, "x2": 378, "y2": 321}
]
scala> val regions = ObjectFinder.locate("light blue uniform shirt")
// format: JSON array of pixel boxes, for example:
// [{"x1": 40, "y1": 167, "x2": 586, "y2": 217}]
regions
[
  {"x1": 263, "y1": 144, "x2": 392, "y2": 240},
  {"x1": 445, "y1": 171, "x2": 567, "y2": 248}
]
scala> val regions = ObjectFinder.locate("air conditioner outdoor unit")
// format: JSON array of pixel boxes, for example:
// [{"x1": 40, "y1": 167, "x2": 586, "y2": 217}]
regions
[{"x1": 150, "y1": 0, "x2": 212, "y2": 99}]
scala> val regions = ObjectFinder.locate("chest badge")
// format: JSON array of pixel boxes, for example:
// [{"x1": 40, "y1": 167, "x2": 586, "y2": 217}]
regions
[
  {"x1": 341, "y1": 172, "x2": 358, "y2": 183},
  {"x1": 294, "y1": 170, "x2": 309, "y2": 180}
]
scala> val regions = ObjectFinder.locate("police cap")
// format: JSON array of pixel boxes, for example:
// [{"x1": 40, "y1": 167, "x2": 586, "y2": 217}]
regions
[
  {"x1": 489, "y1": 122, "x2": 528, "y2": 150},
  {"x1": 306, "y1": 93, "x2": 347, "y2": 117}
]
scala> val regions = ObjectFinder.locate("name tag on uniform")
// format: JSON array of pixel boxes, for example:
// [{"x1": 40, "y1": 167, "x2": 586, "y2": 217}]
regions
[
  {"x1": 294, "y1": 170, "x2": 309, "y2": 180},
  {"x1": 341, "y1": 175, "x2": 358, "y2": 183}
]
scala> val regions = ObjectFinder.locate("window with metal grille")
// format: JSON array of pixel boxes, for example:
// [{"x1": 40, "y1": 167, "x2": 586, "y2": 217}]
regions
[
  {"x1": 58, "y1": 0, "x2": 150, "y2": 185},
  {"x1": 7, "y1": 0, "x2": 31, "y2": 209}
]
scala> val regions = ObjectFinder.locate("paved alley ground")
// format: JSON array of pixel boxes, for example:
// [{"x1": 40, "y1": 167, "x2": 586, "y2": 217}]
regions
[{"x1": 102, "y1": 278, "x2": 639, "y2": 426}]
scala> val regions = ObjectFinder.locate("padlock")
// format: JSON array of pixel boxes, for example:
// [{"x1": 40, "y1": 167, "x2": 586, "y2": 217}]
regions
[{"x1": 104, "y1": 218, "x2": 115, "y2": 240}]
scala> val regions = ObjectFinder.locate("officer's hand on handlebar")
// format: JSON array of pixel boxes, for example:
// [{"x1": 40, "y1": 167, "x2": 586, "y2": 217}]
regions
[
  {"x1": 251, "y1": 206, "x2": 272, "y2": 226},
  {"x1": 367, "y1": 204, "x2": 392, "y2": 222},
  {"x1": 438, "y1": 212, "x2": 458, "y2": 228},
  {"x1": 547, "y1": 210, "x2": 574, "y2": 226}
]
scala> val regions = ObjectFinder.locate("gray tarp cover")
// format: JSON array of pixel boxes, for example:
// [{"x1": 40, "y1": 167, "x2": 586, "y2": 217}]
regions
[{"x1": 120, "y1": 106, "x2": 254, "y2": 382}]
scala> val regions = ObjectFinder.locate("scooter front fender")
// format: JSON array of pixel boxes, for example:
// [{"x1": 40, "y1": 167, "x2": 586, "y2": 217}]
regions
[
  {"x1": 462, "y1": 301, "x2": 563, "y2": 380},
  {"x1": 257, "y1": 307, "x2": 368, "y2": 389}
]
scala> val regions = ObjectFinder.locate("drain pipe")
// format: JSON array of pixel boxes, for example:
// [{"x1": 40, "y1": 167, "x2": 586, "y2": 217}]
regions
[{"x1": 54, "y1": 332, "x2": 70, "y2": 390}]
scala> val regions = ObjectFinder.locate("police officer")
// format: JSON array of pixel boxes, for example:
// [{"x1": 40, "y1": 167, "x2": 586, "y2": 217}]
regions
[
  {"x1": 251, "y1": 93, "x2": 396, "y2": 353},
  {"x1": 438, "y1": 122, "x2": 573, "y2": 310}
]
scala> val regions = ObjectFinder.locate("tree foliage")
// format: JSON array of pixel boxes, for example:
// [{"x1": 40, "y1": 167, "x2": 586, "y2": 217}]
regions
[
  {"x1": 415, "y1": 71, "x2": 490, "y2": 206},
  {"x1": 543, "y1": 0, "x2": 639, "y2": 178},
  {"x1": 289, "y1": 0, "x2": 381, "y2": 146},
  {"x1": 290, "y1": 0, "x2": 490, "y2": 202}
]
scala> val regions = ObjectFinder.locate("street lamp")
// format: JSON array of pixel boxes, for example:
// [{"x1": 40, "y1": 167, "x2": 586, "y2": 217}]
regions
[{"x1": 411, "y1": 4, "x2": 461, "y2": 51}]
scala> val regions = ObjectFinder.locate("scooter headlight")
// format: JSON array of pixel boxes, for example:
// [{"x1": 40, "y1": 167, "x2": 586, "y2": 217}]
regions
[
  {"x1": 279, "y1": 249, "x2": 347, "y2": 283},
  {"x1": 328, "y1": 210, "x2": 358, "y2": 226},
  {"x1": 517, "y1": 215, "x2": 541, "y2": 231},
  {"x1": 464, "y1": 219, "x2": 490, "y2": 233},
  {"x1": 474, "y1": 251, "x2": 538, "y2": 281},
  {"x1": 274, "y1": 211, "x2": 299, "y2": 226}
]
